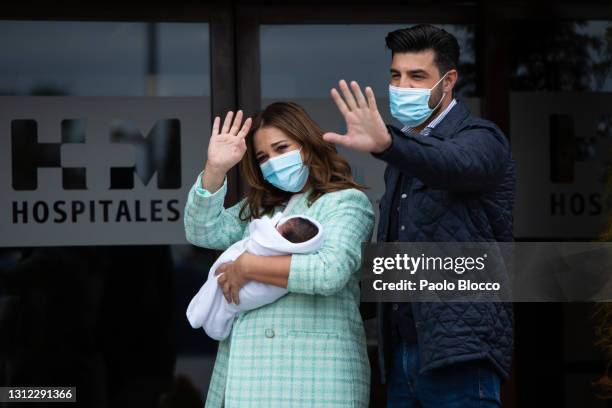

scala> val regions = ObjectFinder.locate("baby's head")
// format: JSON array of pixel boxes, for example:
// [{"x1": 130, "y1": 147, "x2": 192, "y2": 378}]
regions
[{"x1": 276, "y1": 217, "x2": 319, "y2": 243}]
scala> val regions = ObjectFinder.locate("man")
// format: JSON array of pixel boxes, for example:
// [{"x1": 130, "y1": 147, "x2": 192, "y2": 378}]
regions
[{"x1": 324, "y1": 24, "x2": 515, "y2": 407}]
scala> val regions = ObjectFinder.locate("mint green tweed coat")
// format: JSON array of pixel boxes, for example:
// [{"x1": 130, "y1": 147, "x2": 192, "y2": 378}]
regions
[{"x1": 183, "y1": 170, "x2": 374, "y2": 408}]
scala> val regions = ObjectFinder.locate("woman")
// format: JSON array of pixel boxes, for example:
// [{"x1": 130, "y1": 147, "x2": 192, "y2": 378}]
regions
[{"x1": 183, "y1": 102, "x2": 374, "y2": 407}]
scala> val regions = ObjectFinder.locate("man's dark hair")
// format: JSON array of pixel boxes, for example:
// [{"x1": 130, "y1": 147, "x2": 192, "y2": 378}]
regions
[{"x1": 385, "y1": 24, "x2": 460, "y2": 76}]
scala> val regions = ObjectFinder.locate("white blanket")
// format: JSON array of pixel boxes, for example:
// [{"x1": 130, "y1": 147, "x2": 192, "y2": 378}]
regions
[{"x1": 186, "y1": 212, "x2": 325, "y2": 340}]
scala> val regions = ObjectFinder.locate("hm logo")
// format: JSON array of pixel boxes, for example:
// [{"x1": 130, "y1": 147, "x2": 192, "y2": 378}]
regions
[{"x1": 11, "y1": 118, "x2": 181, "y2": 190}]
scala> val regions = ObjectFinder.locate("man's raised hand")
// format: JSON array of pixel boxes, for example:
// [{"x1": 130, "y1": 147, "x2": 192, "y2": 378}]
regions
[{"x1": 323, "y1": 80, "x2": 391, "y2": 153}]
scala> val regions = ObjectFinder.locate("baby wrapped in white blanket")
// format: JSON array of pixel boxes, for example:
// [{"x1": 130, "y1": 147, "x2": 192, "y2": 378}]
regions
[{"x1": 186, "y1": 211, "x2": 324, "y2": 340}]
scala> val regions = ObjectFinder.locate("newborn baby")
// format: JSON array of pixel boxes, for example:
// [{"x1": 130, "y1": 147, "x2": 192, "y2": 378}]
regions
[{"x1": 186, "y1": 212, "x2": 324, "y2": 340}]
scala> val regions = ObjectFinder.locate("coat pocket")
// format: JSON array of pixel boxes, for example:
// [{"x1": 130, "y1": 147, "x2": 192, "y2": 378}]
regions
[{"x1": 287, "y1": 329, "x2": 340, "y2": 338}]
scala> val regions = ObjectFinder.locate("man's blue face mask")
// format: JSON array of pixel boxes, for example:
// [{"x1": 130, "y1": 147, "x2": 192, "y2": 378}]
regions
[
  {"x1": 388, "y1": 71, "x2": 448, "y2": 128},
  {"x1": 259, "y1": 147, "x2": 309, "y2": 193}
]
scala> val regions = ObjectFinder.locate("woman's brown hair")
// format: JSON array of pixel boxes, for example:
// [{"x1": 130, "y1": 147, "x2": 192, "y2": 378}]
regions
[{"x1": 238, "y1": 101, "x2": 366, "y2": 221}]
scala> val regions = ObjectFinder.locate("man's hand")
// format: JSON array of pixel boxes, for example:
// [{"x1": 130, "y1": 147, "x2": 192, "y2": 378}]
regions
[
  {"x1": 323, "y1": 80, "x2": 391, "y2": 153},
  {"x1": 215, "y1": 252, "x2": 252, "y2": 305}
]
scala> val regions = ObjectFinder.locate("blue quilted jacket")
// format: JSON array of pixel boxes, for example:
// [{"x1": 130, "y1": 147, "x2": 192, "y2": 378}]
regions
[{"x1": 371, "y1": 100, "x2": 516, "y2": 382}]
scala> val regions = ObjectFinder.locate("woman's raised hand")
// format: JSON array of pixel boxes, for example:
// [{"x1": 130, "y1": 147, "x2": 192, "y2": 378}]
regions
[
  {"x1": 201, "y1": 111, "x2": 252, "y2": 192},
  {"x1": 206, "y1": 110, "x2": 252, "y2": 174}
]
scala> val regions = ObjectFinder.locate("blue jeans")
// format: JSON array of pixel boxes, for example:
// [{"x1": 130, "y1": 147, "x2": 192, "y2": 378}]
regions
[{"x1": 387, "y1": 341, "x2": 501, "y2": 408}]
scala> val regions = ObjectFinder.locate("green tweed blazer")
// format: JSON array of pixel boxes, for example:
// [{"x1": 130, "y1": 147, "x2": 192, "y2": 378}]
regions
[{"x1": 183, "y1": 170, "x2": 375, "y2": 408}]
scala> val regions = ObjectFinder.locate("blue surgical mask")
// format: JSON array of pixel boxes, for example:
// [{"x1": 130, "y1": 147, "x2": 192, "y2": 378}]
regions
[
  {"x1": 389, "y1": 72, "x2": 448, "y2": 128},
  {"x1": 259, "y1": 148, "x2": 309, "y2": 192}
]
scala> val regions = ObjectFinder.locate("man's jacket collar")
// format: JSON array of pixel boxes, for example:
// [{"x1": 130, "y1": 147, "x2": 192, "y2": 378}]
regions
[{"x1": 426, "y1": 99, "x2": 471, "y2": 139}]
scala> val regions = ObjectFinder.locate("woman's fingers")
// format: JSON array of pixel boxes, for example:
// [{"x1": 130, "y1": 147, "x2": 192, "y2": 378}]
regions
[
  {"x1": 215, "y1": 264, "x2": 226, "y2": 276},
  {"x1": 217, "y1": 110, "x2": 250, "y2": 138},
  {"x1": 229, "y1": 110, "x2": 243, "y2": 136},
  {"x1": 231, "y1": 286, "x2": 240, "y2": 305},
  {"x1": 222, "y1": 281, "x2": 232, "y2": 303},
  {"x1": 211, "y1": 116, "x2": 221, "y2": 136},
  {"x1": 216, "y1": 273, "x2": 226, "y2": 286},
  {"x1": 339, "y1": 79, "x2": 358, "y2": 111},
  {"x1": 237, "y1": 117, "x2": 252, "y2": 139},
  {"x1": 215, "y1": 264, "x2": 235, "y2": 303},
  {"x1": 221, "y1": 111, "x2": 234, "y2": 134},
  {"x1": 350, "y1": 81, "x2": 367, "y2": 108}
]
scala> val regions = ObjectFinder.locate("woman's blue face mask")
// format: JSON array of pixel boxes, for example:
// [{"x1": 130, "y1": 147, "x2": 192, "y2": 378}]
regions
[
  {"x1": 388, "y1": 72, "x2": 448, "y2": 128},
  {"x1": 259, "y1": 147, "x2": 309, "y2": 192}
]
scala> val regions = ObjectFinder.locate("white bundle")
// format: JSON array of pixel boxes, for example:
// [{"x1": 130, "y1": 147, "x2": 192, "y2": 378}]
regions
[{"x1": 186, "y1": 211, "x2": 324, "y2": 340}]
